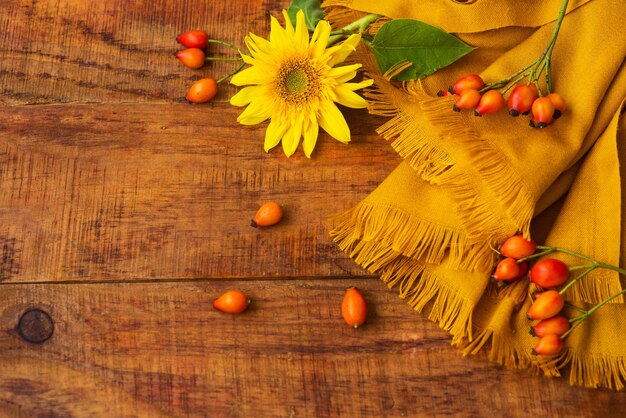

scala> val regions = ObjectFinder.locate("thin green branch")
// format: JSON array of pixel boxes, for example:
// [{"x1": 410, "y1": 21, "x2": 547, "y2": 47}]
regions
[
  {"x1": 217, "y1": 62, "x2": 246, "y2": 84},
  {"x1": 205, "y1": 57, "x2": 244, "y2": 62},
  {"x1": 207, "y1": 39, "x2": 241, "y2": 51},
  {"x1": 327, "y1": 13, "x2": 381, "y2": 47}
]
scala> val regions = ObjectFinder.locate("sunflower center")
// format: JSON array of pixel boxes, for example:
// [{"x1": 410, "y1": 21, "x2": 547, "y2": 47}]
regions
[
  {"x1": 275, "y1": 57, "x2": 322, "y2": 104},
  {"x1": 285, "y1": 69, "x2": 308, "y2": 95}
]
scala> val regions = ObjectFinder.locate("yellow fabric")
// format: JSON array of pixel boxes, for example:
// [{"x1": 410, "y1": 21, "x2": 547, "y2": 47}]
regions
[{"x1": 325, "y1": 0, "x2": 626, "y2": 388}]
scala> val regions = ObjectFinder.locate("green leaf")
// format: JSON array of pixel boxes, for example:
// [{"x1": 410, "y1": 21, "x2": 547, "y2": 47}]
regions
[
  {"x1": 370, "y1": 19, "x2": 474, "y2": 81},
  {"x1": 287, "y1": 0, "x2": 325, "y2": 32}
]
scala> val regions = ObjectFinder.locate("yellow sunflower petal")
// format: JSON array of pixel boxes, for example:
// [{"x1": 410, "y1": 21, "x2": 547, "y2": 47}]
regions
[
  {"x1": 319, "y1": 103, "x2": 350, "y2": 143},
  {"x1": 231, "y1": 66, "x2": 270, "y2": 86},
  {"x1": 302, "y1": 113, "x2": 319, "y2": 158},
  {"x1": 264, "y1": 118, "x2": 288, "y2": 152},
  {"x1": 281, "y1": 10, "x2": 295, "y2": 35},
  {"x1": 335, "y1": 70, "x2": 357, "y2": 84},
  {"x1": 293, "y1": 10, "x2": 309, "y2": 51},
  {"x1": 326, "y1": 33, "x2": 361, "y2": 66},
  {"x1": 240, "y1": 52, "x2": 256, "y2": 65},
  {"x1": 327, "y1": 63, "x2": 362, "y2": 81},
  {"x1": 237, "y1": 100, "x2": 272, "y2": 125},
  {"x1": 247, "y1": 32, "x2": 273, "y2": 55},
  {"x1": 230, "y1": 8, "x2": 366, "y2": 157},
  {"x1": 342, "y1": 79, "x2": 374, "y2": 91},
  {"x1": 282, "y1": 115, "x2": 304, "y2": 157},
  {"x1": 270, "y1": 15, "x2": 288, "y2": 45},
  {"x1": 333, "y1": 85, "x2": 369, "y2": 109},
  {"x1": 230, "y1": 85, "x2": 267, "y2": 107},
  {"x1": 309, "y1": 20, "x2": 331, "y2": 58}
]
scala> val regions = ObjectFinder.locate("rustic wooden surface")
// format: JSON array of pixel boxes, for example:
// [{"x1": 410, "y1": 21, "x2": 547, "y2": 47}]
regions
[{"x1": 0, "y1": 0, "x2": 625, "y2": 417}]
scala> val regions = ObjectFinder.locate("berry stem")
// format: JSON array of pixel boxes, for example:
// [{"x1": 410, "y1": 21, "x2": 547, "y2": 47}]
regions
[
  {"x1": 546, "y1": 57, "x2": 553, "y2": 94},
  {"x1": 563, "y1": 302, "x2": 587, "y2": 313},
  {"x1": 205, "y1": 57, "x2": 243, "y2": 62},
  {"x1": 327, "y1": 13, "x2": 381, "y2": 47},
  {"x1": 535, "y1": 245, "x2": 626, "y2": 276},
  {"x1": 481, "y1": 63, "x2": 534, "y2": 93},
  {"x1": 561, "y1": 288, "x2": 626, "y2": 340},
  {"x1": 207, "y1": 39, "x2": 241, "y2": 51},
  {"x1": 217, "y1": 62, "x2": 246, "y2": 84},
  {"x1": 528, "y1": 0, "x2": 569, "y2": 91},
  {"x1": 477, "y1": 0, "x2": 568, "y2": 97},
  {"x1": 517, "y1": 247, "x2": 555, "y2": 262},
  {"x1": 558, "y1": 265, "x2": 596, "y2": 295},
  {"x1": 528, "y1": 244, "x2": 626, "y2": 341}
]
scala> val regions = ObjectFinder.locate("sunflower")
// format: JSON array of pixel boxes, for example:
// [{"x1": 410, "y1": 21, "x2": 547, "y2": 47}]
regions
[{"x1": 230, "y1": 10, "x2": 373, "y2": 158}]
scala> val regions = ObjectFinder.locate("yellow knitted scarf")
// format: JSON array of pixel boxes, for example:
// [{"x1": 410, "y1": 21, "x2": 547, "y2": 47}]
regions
[{"x1": 325, "y1": 0, "x2": 626, "y2": 389}]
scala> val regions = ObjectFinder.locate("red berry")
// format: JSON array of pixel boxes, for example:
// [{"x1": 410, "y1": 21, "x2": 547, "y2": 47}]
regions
[
  {"x1": 177, "y1": 30, "x2": 209, "y2": 49},
  {"x1": 529, "y1": 258, "x2": 569, "y2": 288},
  {"x1": 186, "y1": 77, "x2": 218, "y2": 103},
  {"x1": 500, "y1": 234, "x2": 537, "y2": 259},
  {"x1": 213, "y1": 290, "x2": 250, "y2": 314},
  {"x1": 530, "y1": 97, "x2": 555, "y2": 128},
  {"x1": 251, "y1": 202, "x2": 283, "y2": 227},
  {"x1": 507, "y1": 84, "x2": 539, "y2": 116},
  {"x1": 530, "y1": 315, "x2": 570, "y2": 337},
  {"x1": 342, "y1": 287, "x2": 368, "y2": 328},
  {"x1": 176, "y1": 48, "x2": 205, "y2": 69},
  {"x1": 492, "y1": 257, "x2": 521, "y2": 281},
  {"x1": 532, "y1": 333, "x2": 563, "y2": 356},
  {"x1": 452, "y1": 89, "x2": 481, "y2": 112},
  {"x1": 547, "y1": 93, "x2": 565, "y2": 119},
  {"x1": 474, "y1": 90, "x2": 504, "y2": 116},
  {"x1": 514, "y1": 261, "x2": 529, "y2": 281},
  {"x1": 527, "y1": 290, "x2": 564, "y2": 320},
  {"x1": 437, "y1": 89, "x2": 454, "y2": 97},
  {"x1": 449, "y1": 74, "x2": 485, "y2": 95}
]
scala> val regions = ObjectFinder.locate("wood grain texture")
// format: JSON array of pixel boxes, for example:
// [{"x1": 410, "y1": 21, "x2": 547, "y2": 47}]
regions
[
  {"x1": 2, "y1": 0, "x2": 625, "y2": 416},
  {"x1": 0, "y1": 0, "x2": 279, "y2": 105},
  {"x1": 2, "y1": 278, "x2": 624, "y2": 418},
  {"x1": 0, "y1": 103, "x2": 398, "y2": 282}
]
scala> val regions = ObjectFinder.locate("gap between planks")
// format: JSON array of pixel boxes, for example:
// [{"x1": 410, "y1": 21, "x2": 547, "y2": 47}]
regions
[{"x1": 0, "y1": 275, "x2": 379, "y2": 286}]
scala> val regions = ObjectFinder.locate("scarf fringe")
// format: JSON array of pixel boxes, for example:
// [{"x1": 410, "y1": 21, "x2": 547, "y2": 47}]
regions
[
  {"x1": 420, "y1": 96, "x2": 535, "y2": 238},
  {"x1": 376, "y1": 113, "x2": 454, "y2": 178},
  {"x1": 562, "y1": 351, "x2": 626, "y2": 390},
  {"x1": 561, "y1": 269, "x2": 624, "y2": 305},
  {"x1": 379, "y1": 258, "x2": 475, "y2": 343},
  {"x1": 329, "y1": 202, "x2": 497, "y2": 272},
  {"x1": 365, "y1": 78, "x2": 532, "y2": 240},
  {"x1": 322, "y1": 0, "x2": 359, "y2": 28},
  {"x1": 459, "y1": 327, "x2": 563, "y2": 378}
]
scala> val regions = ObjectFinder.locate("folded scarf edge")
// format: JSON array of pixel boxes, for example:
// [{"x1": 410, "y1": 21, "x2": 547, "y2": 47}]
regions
[
  {"x1": 328, "y1": 201, "x2": 498, "y2": 272},
  {"x1": 366, "y1": 78, "x2": 533, "y2": 240}
]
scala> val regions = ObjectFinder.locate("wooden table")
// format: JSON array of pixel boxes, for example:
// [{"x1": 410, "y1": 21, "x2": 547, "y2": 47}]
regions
[{"x1": 0, "y1": 1, "x2": 624, "y2": 416}]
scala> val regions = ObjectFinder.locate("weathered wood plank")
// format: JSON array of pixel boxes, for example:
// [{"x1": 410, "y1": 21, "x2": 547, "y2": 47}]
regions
[
  {"x1": 1, "y1": 278, "x2": 622, "y2": 418},
  {"x1": 0, "y1": 0, "x2": 285, "y2": 105},
  {"x1": 0, "y1": 103, "x2": 399, "y2": 282}
]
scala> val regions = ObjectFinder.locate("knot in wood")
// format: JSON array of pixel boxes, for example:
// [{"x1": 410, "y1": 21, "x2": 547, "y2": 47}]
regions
[{"x1": 16, "y1": 308, "x2": 54, "y2": 344}]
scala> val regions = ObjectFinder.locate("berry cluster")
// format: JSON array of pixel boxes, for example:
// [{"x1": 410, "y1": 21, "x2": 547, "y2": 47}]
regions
[
  {"x1": 439, "y1": 0, "x2": 570, "y2": 129},
  {"x1": 492, "y1": 235, "x2": 570, "y2": 355},
  {"x1": 176, "y1": 30, "x2": 210, "y2": 68},
  {"x1": 439, "y1": 74, "x2": 565, "y2": 128},
  {"x1": 175, "y1": 30, "x2": 244, "y2": 103},
  {"x1": 493, "y1": 235, "x2": 626, "y2": 357}
]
